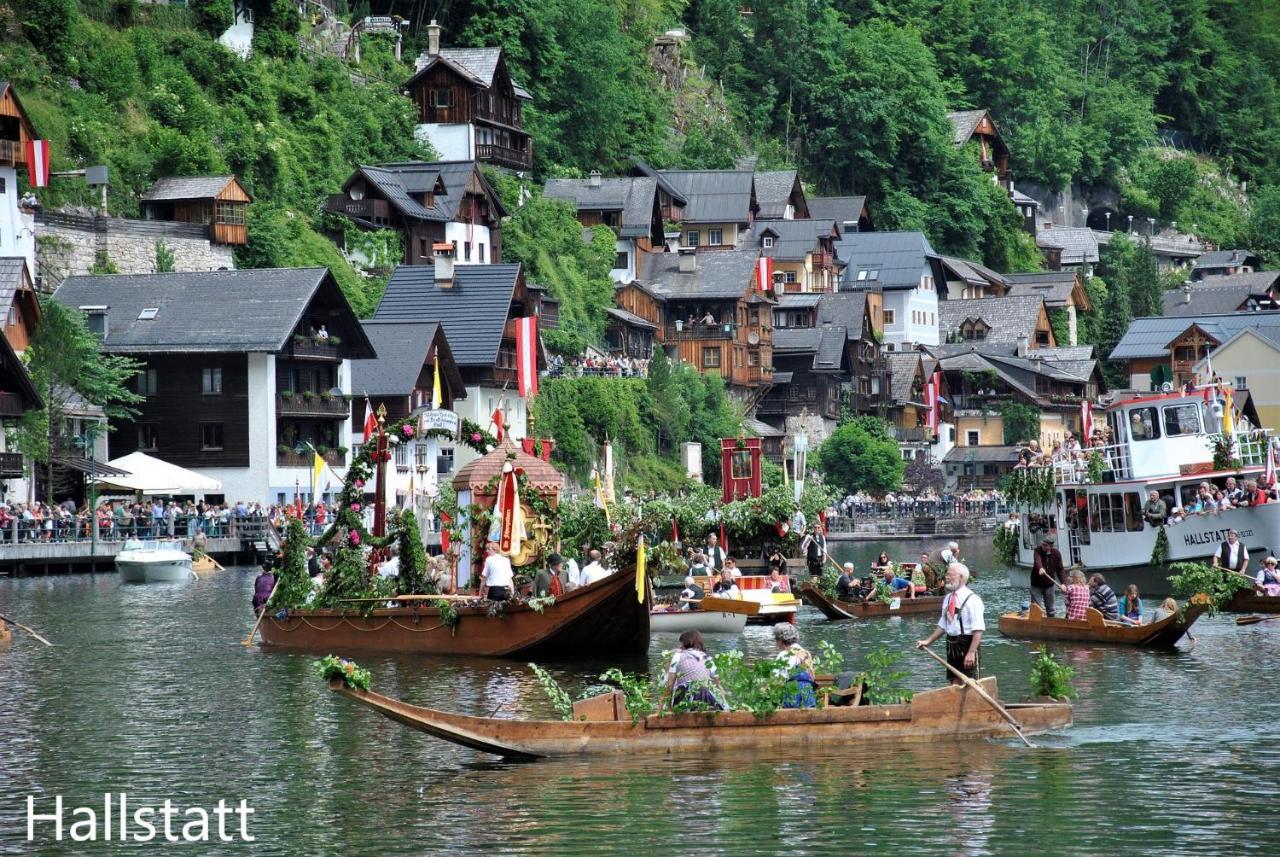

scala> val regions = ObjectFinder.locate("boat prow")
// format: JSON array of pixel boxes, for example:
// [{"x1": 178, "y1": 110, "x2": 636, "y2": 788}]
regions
[
  {"x1": 997, "y1": 601, "x2": 1207, "y2": 647},
  {"x1": 329, "y1": 676, "x2": 1073, "y2": 759},
  {"x1": 799, "y1": 583, "x2": 943, "y2": 621}
]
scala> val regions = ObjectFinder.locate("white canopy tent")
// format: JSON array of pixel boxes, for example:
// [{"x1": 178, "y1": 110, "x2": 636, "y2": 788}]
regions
[{"x1": 91, "y1": 452, "x2": 222, "y2": 495}]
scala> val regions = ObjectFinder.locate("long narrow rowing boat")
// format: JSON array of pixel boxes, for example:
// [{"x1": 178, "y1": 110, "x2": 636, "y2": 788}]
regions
[
  {"x1": 260, "y1": 568, "x2": 649, "y2": 658},
  {"x1": 798, "y1": 582, "x2": 943, "y2": 621},
  {"x1": 997, "y1": 601, "x2": 1206, "y2": 647},
  {"x1": 1222, "y1": 591, "x2": 1280, "y2": 614},
  {"x1": 328, "y1": 677, "x2": 1072, "y2": 759}
]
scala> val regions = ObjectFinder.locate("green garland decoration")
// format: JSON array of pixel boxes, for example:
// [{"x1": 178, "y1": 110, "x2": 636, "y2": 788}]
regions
[
  {"x1": 1167, "y1": 561, "x2": 1252, "y2": 615},
  {"x1": 992, "y1": 524, "x2": 1019, "y2": 565},
  {"x1": 1001, "y1": 467, "x2": 1057, "y2": 507},
  {"x1": 1086, "y1": 450, "x2": 1105, "y2": 484},
  {"x1": 1149, "y1": 526, "x2": 1169, "y2": 567}
]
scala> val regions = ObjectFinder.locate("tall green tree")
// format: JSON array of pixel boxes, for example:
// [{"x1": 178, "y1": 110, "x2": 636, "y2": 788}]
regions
[{"x1": 815, "y1": 417, "x2": 904, "y2": 497}]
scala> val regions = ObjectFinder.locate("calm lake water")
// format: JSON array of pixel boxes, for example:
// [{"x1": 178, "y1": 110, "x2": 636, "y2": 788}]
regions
[{"x1": 2, "y1": 538, "x2": 1279, "y2": 855}]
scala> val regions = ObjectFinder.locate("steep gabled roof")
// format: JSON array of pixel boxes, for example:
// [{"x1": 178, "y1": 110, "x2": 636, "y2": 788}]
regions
[
  {"x1": 946, "y1": 109, "x2": 991, "y2": 145},
  {"x1": 140, "y1": 175, "x2": 250, "y2": 202},
  {"x1": 1004, "y1": 271, "x2": 1086, "y2": 309},
  {"x1": 1193, "y1": 249, "x2": 1260, "y2": 271},
  {"x1": 542, "y1": 176, "x2": 658, "y2": 239},
  {"x1": 0, "y1": 257, "x2": 38, "y2": 326},
  {"x1": 753, "y1": 219, "x2": 836, "y2": 261},
  {"x1": 408, "y1": 47, "x2": 532, "y2": 100},
  {"x1": 639, "y1": 249, "x2": 761, "y2": 300},
  {"x1": 753, "y1": 170, "x2": 807, "y2": 219},
  {"x1": 940, "y1": 256, "x2": 1010, "y2": 293},
  {"x1": 1036, "y1": 228, "x2": 1099, "y2": 265},
  {"x1": 885, "y1": 352, "x2": 924, "y2": 403},
  {"x1": 808, "y1": 196, "x2": 868, "y2": 230},
  {"x1": 345, "y1": 160, "x2": 506, "y2": 224},
  {"x1": 836, "y1": 231, "x2": 944, "y2": 291},
  {"x1": 372, "y1": 263, "x2": 523, "y2": 367},
  {"x1": 1111, "y1": 311, "x2": 1280, "y2": 359},
  {"x1": 815, "y1": 291, "x2": 871, "y2": 340},
  {"x1": 657, "y1": 170, "x2": 755, "y2": 224},
  {"x1": 1161, "y1": 278, "x2": 1280, "y2": 317},
  {"x1": 352, "y1": 321, "x2": 465, "y2": 399},
  {"x1": 629, "y1": 159, "x2": 688, "y2": 205},
  {"x1": 938, "y1": 295, "x2": 1047, "y2": 345},
  {"x1": 53, "y1": 268, "x2": 374, "y2": 357}
]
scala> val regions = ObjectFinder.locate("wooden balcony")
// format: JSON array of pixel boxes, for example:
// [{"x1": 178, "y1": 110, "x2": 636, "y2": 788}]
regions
[
  {"x1": 0, "y1": 392, "x2": 26, "y2": 417},
  {"x1": 743, "y1": 366, "x2": 774, "y2": 385},
  {"x1": 323, "y1": 195, "x2": 393, "y2": 222},
  {"x1": 0, "y1": 451, "x2": 22, "y2": 477},
  {"x1": 278, "y1": 393, "x2": 351, "y2": 418},
  {"x1": 287, "y1": 338, "x2": 341, "y2": 361},
  {"x1": 665, "y1": 323, "x2": 737, "y2": 341},
  {"x1": 473, "y1": 100, "x2": 525, "y2": 128},
  {"x1": 475, "y1": 143, "x2": 533, "y2": 171},
  {"x1": 0, "y1": 139, "x2": 22, "y2": 167},
  {"x1": 276, "y1": 449, "x2": 347, "y2": 469}
]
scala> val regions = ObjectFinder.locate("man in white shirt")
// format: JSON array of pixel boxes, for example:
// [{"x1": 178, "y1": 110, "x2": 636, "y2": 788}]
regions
[
  {"x1": 1211, "y1": 529, "x2": 1249, "y2": 573},
  {"x1": 703, "y1": 533, "x2": 726, "y2": 571},
  {"x1": 578, "y1": 549, "x2": 609, "y2": 587},
  {"x1": 916, "y1": 562, "x2": 984, "y2": 684},
  {"x1": 723, "y1": 556, "x2": 742, "y2": 579},
  {"x1": 480, "y1": 540, "x2": 514, "y2": 601}
]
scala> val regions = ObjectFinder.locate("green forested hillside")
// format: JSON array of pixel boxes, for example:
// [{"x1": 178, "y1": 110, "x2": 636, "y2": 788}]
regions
[{"x1": 4, "y1": 0, "x2": 1280, "y2": 309}]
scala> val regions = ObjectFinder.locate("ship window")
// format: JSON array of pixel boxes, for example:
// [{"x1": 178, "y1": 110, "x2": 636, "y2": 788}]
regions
[
  {"x1": 1163, "y1": 403, "x2": 1201, "y2": 437},
  {"x1": 1122, "y1": 492, "x2": 1144, "y2": 531},
  {"x1": 1127, "y1": 407, "x2": 1160, "y2": 441}
]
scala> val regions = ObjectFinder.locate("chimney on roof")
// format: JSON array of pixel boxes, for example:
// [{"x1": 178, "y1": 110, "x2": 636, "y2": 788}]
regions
[
  {"x1": 427, "y1": 19, "x2": 442, "y2": 56},
  {"x1": 1016, "y1": 333, "x2": 1029, "y2": 358},
  {"x1": 678, "y1": 246, "x2": 697, "y2": 273},
  {"x1": 1183, "y1": 280, "x2": 1192, "y2": 304},
  {"x1": 433, "y1": 242, "x2": 456, "y2": 287},
  {"x1": 588, "y1": 170, "x2": 602, "y2": 188},
  {"x1": 1232, "y1": 250, "x2": 1240, "y2": 264}
]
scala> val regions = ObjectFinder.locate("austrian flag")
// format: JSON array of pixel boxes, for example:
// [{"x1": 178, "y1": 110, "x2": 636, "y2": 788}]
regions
[
  {"x1": 515, "y1": 316, "x2": 538, "y2": 398},
  {"x1": 25, "y1": 140, "x2": 51, "y2": 188},
  {"x1": 755, "y1": 256, "x2": 774, "y2": 292}
]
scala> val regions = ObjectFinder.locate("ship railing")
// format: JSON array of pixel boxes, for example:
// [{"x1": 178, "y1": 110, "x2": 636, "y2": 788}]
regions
[
  {"x1": 1037, "y1": 443, "x2": 1133, "y2": 486},
  {"x1": 1211, "y1": 431, "x2": 1275, "y2": 467}
]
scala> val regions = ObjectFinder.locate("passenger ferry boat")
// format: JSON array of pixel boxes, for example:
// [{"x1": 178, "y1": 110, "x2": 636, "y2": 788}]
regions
[{"x1": 1008, "y1": 389, "x2": 1280, "y2": 594}]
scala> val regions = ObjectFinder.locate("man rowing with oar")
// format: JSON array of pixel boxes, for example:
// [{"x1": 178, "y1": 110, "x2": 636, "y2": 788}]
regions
[{"x1": 915, "y1": 562, "x2": 985, "y2": 685}]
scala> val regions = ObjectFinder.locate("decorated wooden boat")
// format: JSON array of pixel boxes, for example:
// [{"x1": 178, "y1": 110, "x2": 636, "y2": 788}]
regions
[
  {"x1": 259, "y1": 567, "x2": 650, "y2": 658},
  {"x1": 649, "y1": 608, "x2": 747, "y2": 634},
  {"x1": 328, "y1": 676, "x2": 1072, "y2": 759},
  {"x1": 693, "y1": 575, "x2": 800, "y2": 624},
  {"x1": 191, "y1": 554, "x2": 223, "y2": 576},
  {"x1": 1222, "y1": 590, "x2": 1280, "y2": 614},
  {"x1": 997, "y1": 601, "x2": 1207, "y2": 647},
  {"x1": 799, "y1": 582, "x2": 944, "y2": 621}
]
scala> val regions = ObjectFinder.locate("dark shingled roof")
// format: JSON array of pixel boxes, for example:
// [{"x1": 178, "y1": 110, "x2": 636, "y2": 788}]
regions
[
  {"x1": 140, "y1": 176, "x2": 247, "y2": 202},
  {"x1": 657, "y1": 170, "x2": 755, "y2": 224},
  {"x1": 938, "y1": 295, "x2": 1046, "y2": 345},
  {"x1": 1161, "y1": 278, "x2": 1280, "y2": 317},
  {"x1": 409, "y1": 47, "x2": 532, "y2": 99},
  {"x1": 53, "y1": 268, "x2": 374, "y2": 357},
  {"x1": 1036, "y1": 228, "x2": 1099, "y2": 265},
  {"x1": 772, "y1": 326, "x2": 847, "y2": 372},
  {"x1": 1010, "y1": 188, "x2": 1040, "y2": 207},
  {"x1": 0, "y1": 257, "x2": 33, "y2": 319},
  {"x1": 753, "y1": 219, "x2": 834, "y2": 261},
  {"x1": 776, "y1": 293, "x2": 822, "y2": 309},
  {"x1": 946, "y1": 110, "x2": 988, "y2": 145},
  {"x1": 836, "y1": 231, "x2": 942, "y2": 291},
  {"x1": 372, "y1": 263, "x2": 522, "y2": 367},
  {"x1": 753, "y1": 170, "x2": 802, "y2": 219},
  {"x1": 808, "y1": 196, "x2": 867, "y2": 229},
  {"x1": 543, "y1": 177, "x2": 657, "y2": 239},
  {"x1": 346, "y1": 161, "x2": 505, "y2": 224},
  {"x1": 1110, "y1": 312, "x2": 1280, "y2": 359},
  {"x1": 606, "y1": 306, "x2": 657, "y2": 330},
  {"x1": 1193, "y1": 249, "x2": 1259, "y2": 271},
  {"x1": 1005, "y1": 271, "x2": 1080, "y2": 308},
  {"x1": 940, "y1": 255, "x2": 1009, "y2": 290},
  {"x1": 640, "y1": 249, "x2": 759, "y2": 300},
  {"x1": 815, "y1": 291, "x2": 870, "y2": 339},
  {"x1": 885, "y1": 352, "x2": 923, "y2": 402},
  {"x1": 743, "y1": 416, "x2": 784, "y2": 438},
  {"x1": 352, "y1": 321, "x2": 465, "y2": 399}
]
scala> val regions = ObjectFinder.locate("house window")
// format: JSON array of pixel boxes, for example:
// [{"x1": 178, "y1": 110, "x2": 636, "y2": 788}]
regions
[
  {"x1": 5, "y1": 307, "x2": 15, "y2": 327},
  {"x1": 708, "y1": 228, "x2": 723, "y2": 246},
  {"x1": 414, "y1": 444, "x2": 430, "y2": 468},
  {"x1": 0, "y1": 177, "x2": 5, "y2": 194},
  {"x1": 137, "y1": 369, "x2": 158, "y2": 397},
  {"x1": 1235, "y1": 376, "x2": 1247, "y2": 390},
  {"x1": 762, "y1": 236, "x2": 774, "y2": 248},
  {"x1": 215, "y1": 202, "x2": 246, "y2": 226},
  {"x1": 702, "y1": 347, "x2": 721, "y2": 368},
  {"x1": 478, "y1": 243, "x2": 486, "y2": 263},
  {"x1": 201, "y1": 423, "x2": 224, "y2": 451},
  {"x1": 138, "y1": 308, "x2": 159, "y2": 320},
  {"x1": 686, "y1": 230, "x2": 700, "y2": 247},
  {"x1": 84, "y1": 310, "x2": 107, "y2": 337},
  {"x1": 425, "y1": 192, "x2": 435, "y2": 208},
  {"x1": 884, "y1": 309, "x2": 895, "y2": 325},
  {"x1": 432, "y1": 88, "x2": 452, "y2": 108},
  {"x1": 395, "y1": 442, "x2": 410, "y2": 469},
  {"x1": 202, "y1": 367, "x2": 223, "y2": 395},
  {"x1": 748, "y1": 351, "x2": 759, "y2": 366},
  {"x1": 967, "y1": 430, "x2": 980, "y2": 446},
  {"x1": 137, "y1": 424, "x2": 159, "y2": 450},
  {"x1": 857, "y1": 270, "x2": 868, "y2": 281},
  {"x1": 614, "y1": 251, "x2": 628, "y2": 270},
  {"x1": 785, "y1": 271, "x2": 797, "y2": 284},
  {"x1": 419, "y1": 238, "x2": 428, "y2": 259},
  {"x1": 437, "y1": 447, "x2": 455, "y2": 474},
  {"x1": 464, "y1": 241, "x2": 472, "y2": 262},
  {"x1": 884, "y1": 343, "x2": 895, "y2": 352}
]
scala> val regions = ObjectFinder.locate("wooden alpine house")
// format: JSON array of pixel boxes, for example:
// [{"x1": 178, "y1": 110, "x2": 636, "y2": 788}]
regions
[{"x1": 140, "y1": 175, "x2": 252, "y2": 245}]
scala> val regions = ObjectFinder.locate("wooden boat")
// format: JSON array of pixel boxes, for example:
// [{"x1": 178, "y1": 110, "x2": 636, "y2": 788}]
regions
[
  {"x1": 799, "y1": 582, "x2": 943, "y2": 621},
  {"x1": 693, "y1": 575, "x2": 799, "y2": 624},
  {"x1": 328, "y1": 676, "x2": 1073, "y2": 759},
  {"x1": 0, "y1": 621, "x2": 11, "y2": 648},
  {"x1": 1223, "y1": 590, "x2": 1280, "y2": 614},
  {"x1": 997, "y1": 601, "x2": 1206, "y2": 647},
  {"x1": 259, "y1": 568, "x2": 650, "y2": 658},
  {"x1": 191, "y1": 554, "x2": 223, "y2": 576},
  {"x1": 649, "y1": 608, "x2": 747, "y2": 634}
]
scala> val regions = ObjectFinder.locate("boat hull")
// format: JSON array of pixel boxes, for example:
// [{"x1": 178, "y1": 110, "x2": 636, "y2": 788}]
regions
[
  {"x1": 650, "y1": 610, "x2": 747, "y2": 634},
  {"x1": 997, "y1": 602, "x2": 1206, "y2": 647},
  {"x1": 116, "y1": 555, "x2": 194, "y2": 583},
  {"x1": 329, "y1": 677, "x2": 1072, "y2": 758},
  {"x1": 1223, "y1": 591, "x2": 1280, "y2": 614},
  {"x1": 259, "y1": 568, "x2": 650, "y2": 658},
  {"x1": 799, "y1": 583, "x2": 943, "y2": 621}
]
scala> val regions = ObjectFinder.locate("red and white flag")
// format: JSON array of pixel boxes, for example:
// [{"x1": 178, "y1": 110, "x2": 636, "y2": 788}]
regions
[
  {"x1": 490, "y1": 407, "x2": 505, "y2": 443},
  {"x1": 1265, "y1": 445, "x2": 1276, "y2": 488},
  {"x1": 25, "y1": 140, "x2": 50, "y2": 188},
  {"x1": 755, "y1": 256, "x2": 774, "y2": 292},
  {"x1": 497, "y1": 465, "x2": 525, "y2": 556},
  {"x1": 515, "y1": 315, "x2": 538, "y2": 398},
  {"x1": 924, "y1": 371, "x2": 940, "y2": 435},
  {"x1": 361, "y1": 399, "x2": 378, "y2": 445},
  {"x1": 1080, "y1": 399, "x2": 1093, "y2": 441}
]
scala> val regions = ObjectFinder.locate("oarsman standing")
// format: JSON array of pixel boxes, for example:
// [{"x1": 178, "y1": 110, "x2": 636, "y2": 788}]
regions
[
  {"x1": 1031, "y1": 537, "x2": 1065, "y2": 616},
  {"x1": 703, "y1": 532, "x2": 726, "y2": 572},
  {"x1": 1211, "y1": 529, "x2": 1249, "y2": 574},
  {"x1": 799, "y1": 525, "x2": 826, "y2": 578},
  {"x1": 916, "y1": 563, "x2": 985, "y2": 684}
]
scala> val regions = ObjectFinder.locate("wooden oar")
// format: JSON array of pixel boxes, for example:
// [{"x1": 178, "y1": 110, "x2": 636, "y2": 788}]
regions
[
  {"x1": 242, "y1": 582, "x2": 279, "y2": 647},
  {"x1": 1235, "y1": 614, "x2": 1280, "y2": 626},
  {"x1": 917, "y1": 645, "x2": 1035, "y2": 749},
  {"x1": 0, "y1": 613, "x2": 53, "y2": 647}
]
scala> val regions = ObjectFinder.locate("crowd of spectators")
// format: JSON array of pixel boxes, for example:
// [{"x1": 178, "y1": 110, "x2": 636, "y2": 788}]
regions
[
  {"x1": 829, "y1": 489, "x2": 1007, "y2": 519},
  {"x1": 0, "y1": 499, "x2": 269, "y2": 544},
  {"x1": 547, "y1": 354, "x2": 649, "y2": 379}
]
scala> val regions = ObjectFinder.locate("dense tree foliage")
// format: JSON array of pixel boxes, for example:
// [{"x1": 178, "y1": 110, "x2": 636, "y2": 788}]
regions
[{"x1": 815, "y1": 417, "x2": 904, "y2": 497}]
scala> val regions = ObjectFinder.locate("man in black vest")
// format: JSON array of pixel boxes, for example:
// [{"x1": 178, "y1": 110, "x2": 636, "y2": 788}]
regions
[
  {"x1": 800, "y1": 525, "x2": 826, "y2": 578},
  {"x1": 1030, "y1": 537, "x2": 1065, "y2": 616},
  {"x1": 1211, "y1": 529, "x2": 1249, "y2": 574},
  {"x1": 703, "y1": 533, "x2": 726, "y2": 572}
]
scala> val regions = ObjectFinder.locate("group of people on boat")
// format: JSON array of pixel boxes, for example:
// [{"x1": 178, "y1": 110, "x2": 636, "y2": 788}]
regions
[
  {"x1": 661, "y1": 624, "x2": 820, "y2": 712},
  {"x1": 1210, "y1": 528, "x2": 1280, "y2": 596},
  {"x1": 833, "y1": 544, "x2": 960, "y2": 603},
  {"x1": 1143, "y1": 477, "x2": 1274, "y2": 528},
  {"x1": 1029, "y1": 535, "x2": 1179, "y2": 625}
]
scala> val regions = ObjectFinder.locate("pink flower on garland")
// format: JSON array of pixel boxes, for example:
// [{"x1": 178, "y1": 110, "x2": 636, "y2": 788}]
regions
[
  {"x1": 349, "y1": 530, "x2": 361, "y2": 546},
  {"x1": 354, "y1": 480, "x2": 365, "y2": 489},
  {"x1": 350, "y1": 503, "x2": 361, "y2": 512},
  {"x1": 470, "y1": 432, "x2": 482, "y2": 443},
  {"x1": 402, "y1": 424, "x2": 415, "y2": 438}
]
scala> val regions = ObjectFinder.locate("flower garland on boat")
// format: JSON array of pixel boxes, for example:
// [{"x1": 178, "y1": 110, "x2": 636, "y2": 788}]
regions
[
  {"x1": 1000, "y1": 467, "x2": 1056, "y2": 507},
  {"x1": 315, "y1": 655, "x2": 372, "y2": 691},
  {"x1": 1167, "y1": 561, "x2": 1252, "y2": 615}
]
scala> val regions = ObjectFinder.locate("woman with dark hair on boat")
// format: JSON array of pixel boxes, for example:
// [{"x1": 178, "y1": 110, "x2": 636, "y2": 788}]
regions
[
  {"x1": 1119, "y1": 584, "x2": 1143, "y2": 625},
  {"x1": 871, "y1": 552, "x2": 893, "y2": 573},
  {"x1": 664, "y1": 630, "x2": 726, "y2": 712},
  {"x1": 773, "y1": 623, "x2": 817, "y2": 709}
]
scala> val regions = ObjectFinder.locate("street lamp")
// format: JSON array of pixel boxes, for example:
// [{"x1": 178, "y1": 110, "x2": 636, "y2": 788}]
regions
[
  {"x1": 1147, "y1": 217, "x2": 1156, "y2": 237},
  {"x1": 73, "y1": 423, "x2": 104, "y2": 569},
  {"x1": 1104, "y1": 212, "x2": 1111, "y2": 231},
  {"x1": 1127, "y1": 214, "x2": 1134, "y2": 233}
]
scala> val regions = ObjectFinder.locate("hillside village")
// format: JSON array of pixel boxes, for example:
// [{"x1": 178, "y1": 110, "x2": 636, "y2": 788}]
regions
[{"x1": 1, "y1": 3, "x2": 1279, "y2": 511}]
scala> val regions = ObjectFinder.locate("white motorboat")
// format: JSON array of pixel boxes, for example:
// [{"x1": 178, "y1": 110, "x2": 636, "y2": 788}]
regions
[
  {"x1": 649, "y1": 608, "x2": 748, "y2": 634},
  {"x1": 1009, "y1": 388, "x2": 1280, "y2": 594},
  {"x1": 116, "y1": 539, "x2": 195, "y2": 583}
]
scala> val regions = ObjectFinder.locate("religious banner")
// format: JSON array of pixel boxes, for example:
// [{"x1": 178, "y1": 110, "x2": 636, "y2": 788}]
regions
[{"x1": 516, "y1": 316, "x2": 539, "y2": 398}]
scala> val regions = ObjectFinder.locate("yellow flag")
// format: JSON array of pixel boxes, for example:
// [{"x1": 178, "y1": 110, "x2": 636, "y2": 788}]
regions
[
  {"x1": 1223, "y1": 387, "x2": 1235, "y2": 436},
  {"x1": 312, "y1": 452, "x2": 325, "y2": 489},
  {"x1": 432, "y1": 358, "x2": 443, "y2": 409},
  {"x1": 636, "y1": 535, "x2": 647, "y2": 603}
]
